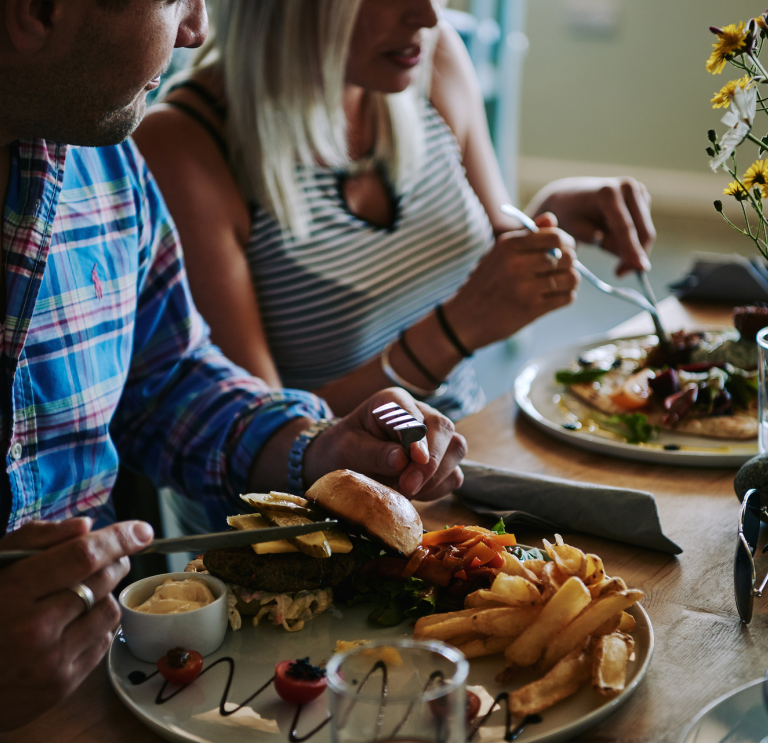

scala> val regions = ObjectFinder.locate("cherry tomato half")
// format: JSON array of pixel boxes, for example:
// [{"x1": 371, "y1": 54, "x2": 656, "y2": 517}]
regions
[
  {"x1": 156, "y1": 648, "x2": 203, "y2": 686},
  {"x1": 274, "y1": 659, "x2": 328, "y2": 705},
  {"x1": 429, "y1": 690, "x2": 481, "y2": 722}
]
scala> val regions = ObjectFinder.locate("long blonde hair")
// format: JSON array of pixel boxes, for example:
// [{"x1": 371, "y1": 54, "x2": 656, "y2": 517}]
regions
[{"x1": 194, "y1": 0, "x2": 435, "y2": 238}]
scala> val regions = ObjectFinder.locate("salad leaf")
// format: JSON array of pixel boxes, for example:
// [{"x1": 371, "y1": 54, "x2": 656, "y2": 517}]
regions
[
  {"x1": 555, "y1": 368, "x2": 610, "y2": 385},
  {"x1": 594, "y1": 411, "x2": 658, "y2": 444},
  {"x1": 726, "y1": 370, "x2": 759, "y2": 408},
  {"x1": 508, "y1": 545, "x2": 550, "y2": 562},
  {"x1": 491, "y1": 518, "x2": 507, "y2": 535},
  {"x1": 347, "y1": 577, "x2": 437, "y2": 627}
]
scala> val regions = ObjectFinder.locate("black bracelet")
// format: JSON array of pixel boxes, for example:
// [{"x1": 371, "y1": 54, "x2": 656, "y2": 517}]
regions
[
  {"x1": 398, "y1": 330, "x2": 443, "y2": 388},
  {"x1": 435, "y1": 303, "x2": 473, "y2": 358}
]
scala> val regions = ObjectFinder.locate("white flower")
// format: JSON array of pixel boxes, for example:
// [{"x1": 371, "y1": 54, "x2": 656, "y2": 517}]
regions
[{"x1": 710, "y1": 84, "x2": 758, "y2": 171}]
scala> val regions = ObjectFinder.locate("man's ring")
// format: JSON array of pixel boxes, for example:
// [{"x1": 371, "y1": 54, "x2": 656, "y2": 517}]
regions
[
  {"x1": 69, "y1": 583, "x2": 95, "y2": 613},
  {"x1": 546, "y1": 248, "x2": 562, "y2": 269}
]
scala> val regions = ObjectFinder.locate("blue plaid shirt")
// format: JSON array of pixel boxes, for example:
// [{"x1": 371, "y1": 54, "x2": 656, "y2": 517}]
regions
[{"x1": 0, "y1": 138, "x2": 329, "y2": 534}]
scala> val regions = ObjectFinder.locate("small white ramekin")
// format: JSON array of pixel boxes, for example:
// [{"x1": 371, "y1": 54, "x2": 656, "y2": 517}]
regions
[{"x1": 118, "y1": 571, "x2": 228, "y2": 663}]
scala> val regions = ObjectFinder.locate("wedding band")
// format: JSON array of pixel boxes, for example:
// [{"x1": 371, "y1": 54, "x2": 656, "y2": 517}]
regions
[
  {"x1": 545, "y1": 248, "x2": 562, "y2": 268},
  {"x1": 68, "y1": 582, "x2": 95, "y2": 613}
]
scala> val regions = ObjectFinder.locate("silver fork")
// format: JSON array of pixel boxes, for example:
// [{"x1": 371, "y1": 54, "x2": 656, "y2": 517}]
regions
[
  {"x1": 500, "y1": 203, "x2": 672, "y2": 350},
  {"x1": 372, "y1": 402, "x2": 428, "y2": 449}
]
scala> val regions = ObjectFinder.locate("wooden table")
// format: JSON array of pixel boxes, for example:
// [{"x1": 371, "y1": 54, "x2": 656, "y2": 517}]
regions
[{"x1": 4, "y1": 298, "x2": 764, "y2": 743}]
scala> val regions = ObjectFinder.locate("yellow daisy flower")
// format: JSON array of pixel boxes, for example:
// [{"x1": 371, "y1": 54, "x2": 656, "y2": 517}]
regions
[
  {"x1": 742, "y1": 160, "x2": 768, "y2": 198},
  {"x1": 712, "y1": 75, "x2": 754, "y2": 109},
  {"x1": 707, "y1": 22, "x2": 749, "y2": 74},
  {"x1": 757, "y1": 15, "x2": 768, "y2": 32},
  {"x1": 723, "y1": 181, "x2": 746, "y2": 197}
]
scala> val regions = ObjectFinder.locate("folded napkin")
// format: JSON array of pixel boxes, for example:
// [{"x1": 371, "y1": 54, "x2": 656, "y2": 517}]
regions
[
  {"x1": 456, "y1": 461, "x2": 682, "y2": 555},
  {"x1": 669, "y1": 252, "x2": 768, "y2": 304}
]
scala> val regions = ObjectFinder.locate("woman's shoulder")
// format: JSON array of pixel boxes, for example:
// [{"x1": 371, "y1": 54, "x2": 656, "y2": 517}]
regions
[
  {"x1": 134, "y1": 68, "x2": 228, "y2": 163},
  {"x1": 429, "y1": 21, "x2": 486, "y2": 156}
]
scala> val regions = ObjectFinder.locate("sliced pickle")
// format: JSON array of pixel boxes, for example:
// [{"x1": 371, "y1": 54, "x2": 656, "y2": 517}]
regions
[
  {"x1": 240, "y1": 492, "x2": 318, "y2": 518},
  {"x1": 259, "y1": 512, "x2": 333, "y2": 558},
  {"x1": 226, "y1": 514, "x2": 299, "y2": 555}
]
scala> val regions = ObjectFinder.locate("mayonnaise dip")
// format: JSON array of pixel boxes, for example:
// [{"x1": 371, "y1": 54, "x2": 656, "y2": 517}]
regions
[{"x1": 134, "y1": 578, "x2": 215, "y2": 614}]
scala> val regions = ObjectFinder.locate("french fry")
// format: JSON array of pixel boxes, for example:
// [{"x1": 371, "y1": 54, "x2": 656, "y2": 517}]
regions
[
  {"x1": 543, "y1": 537, "x2": 588, "y2": 580},
  {"x1": 589, "y1": 576, "x2": 627, "y2": 600},
  {"x1": 618, "y1": 611, "x2": 636, "y2": 633},
  {"x1": 412, "y1": 608, "x2": 477, "y2": 637},
  {"x1": 482, "y1": 574, "x2": 542, "y2": 607},
  {"x1": 469, "y1": 606, "x2": 542, "y2": 638},
  {"x1": 500, "y1": 553, "x2": 540, "y2": 584},
  {"x1": 465, "y1": 590, "x2": 508, "y2": 609},
  {"x1": 540, "y1": 560, "x2": 568, "y2": 601},
  {"x1": 538, "y1": 589, "x2": 644, "y2": 672},
  {"x1": 584, "y1": 554, "x2": 606, "y2": 585},
  {"x1": 413, "y1": 614, "x2": 474, "y2": 641},
  {"x1": 593, "y1": 613, "x2": 622, "y2": 637},
  {"x1": 447, "y1": 631, "x2": 485, "y2": 647},
  {"x1": 458, "y1": 634, "x2": 511, "y2": 659},
  {"x1": 592, "y1": 632, "x2": 635, "y2": 696},
  {"x1": 521, "y1": 558, "x2": 548, "y2": 579},
  {"x1": 504, "y1": 576, "x2": 592, "y2": 668},
  {"x1": 506, "y1": 641, "x2": 594, "y2": 716}
]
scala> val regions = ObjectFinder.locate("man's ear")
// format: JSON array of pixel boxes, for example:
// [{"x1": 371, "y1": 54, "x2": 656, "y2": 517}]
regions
[{"x1": 5, "y1": 0, "x2": 64, "y2": 53}]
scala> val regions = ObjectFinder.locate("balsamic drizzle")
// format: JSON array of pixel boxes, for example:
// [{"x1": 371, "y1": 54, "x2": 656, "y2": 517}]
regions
[
  {"x1": 128, "y1": 660, "x2": 542, "y2": 741},
  {"x1": 468, "y1": 692, "x2": 542, "y2": 742}
]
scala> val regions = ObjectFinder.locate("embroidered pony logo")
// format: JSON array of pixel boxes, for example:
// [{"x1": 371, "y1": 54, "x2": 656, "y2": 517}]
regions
[{"x1": 91, "y1": 264, "x2": 103, "y2": 300}]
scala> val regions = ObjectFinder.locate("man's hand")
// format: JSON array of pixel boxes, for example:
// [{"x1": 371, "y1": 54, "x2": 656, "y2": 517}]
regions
[
  {"x1": 0, "y1": 517, "x2": 154, "y2": 732},
  {"x1": 304, "y1": 388, "x2": 467, "y2": 501},
  {"x1": 528, "y1": 176, "x2": 656, "y2": 277}
]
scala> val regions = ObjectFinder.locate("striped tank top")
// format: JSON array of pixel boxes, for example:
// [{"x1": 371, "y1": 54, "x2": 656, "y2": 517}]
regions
[{"x1": 245, "y1": 100, "x2": 495, "y2": 420}]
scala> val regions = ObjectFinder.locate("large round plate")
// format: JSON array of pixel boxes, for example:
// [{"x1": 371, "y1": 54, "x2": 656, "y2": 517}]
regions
[
  {"x1": 108, "y1": 597, "x2": 653, "y2": 743},
  {"x1": 679, "y1": 676, "x2": 768, "y2": 742},
  {"x1": 514, "y1": 333, "x2": 758, "y2": 467}
]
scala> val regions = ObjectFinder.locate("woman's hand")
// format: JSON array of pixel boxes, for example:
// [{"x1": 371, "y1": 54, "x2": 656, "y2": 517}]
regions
[
  {"x1": 528, "y1": 177, "x2": 656, "y2": 277},
  {"x1": 443, "y1": 214, "x2": 579, "y2": 353}
]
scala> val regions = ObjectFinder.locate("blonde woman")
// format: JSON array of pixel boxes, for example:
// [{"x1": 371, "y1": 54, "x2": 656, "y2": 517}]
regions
[{"x1": 134, "y1": 0, "x2": 655, "y2": 421}]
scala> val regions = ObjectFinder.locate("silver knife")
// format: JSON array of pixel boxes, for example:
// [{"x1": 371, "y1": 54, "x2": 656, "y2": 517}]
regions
[{"x1": 0, "y1": 520, "x2": 338, "y2": 565}]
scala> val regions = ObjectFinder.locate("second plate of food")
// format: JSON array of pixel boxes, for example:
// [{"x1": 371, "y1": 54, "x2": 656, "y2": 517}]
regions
[{"x1": 514, "y1": 331, "x2": 759, "y2": 467}]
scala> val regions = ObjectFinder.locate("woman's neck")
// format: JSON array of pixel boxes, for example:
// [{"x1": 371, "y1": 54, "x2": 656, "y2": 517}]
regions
[{"x1": 343, "y1": 84, "x2": 374, "y2": 161}]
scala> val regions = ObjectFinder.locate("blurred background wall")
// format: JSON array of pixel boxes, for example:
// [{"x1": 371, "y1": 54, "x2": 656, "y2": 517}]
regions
[{"x1": 448, "y1": 0, "x2": 760, "y2": 219}]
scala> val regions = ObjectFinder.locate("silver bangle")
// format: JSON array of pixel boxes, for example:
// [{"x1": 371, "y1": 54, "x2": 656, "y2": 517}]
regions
[{"x1": 381, "y1": 342, "x2": 448, "y2": 398}]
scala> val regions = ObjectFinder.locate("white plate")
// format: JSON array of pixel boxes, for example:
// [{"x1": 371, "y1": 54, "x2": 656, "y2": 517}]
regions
[
  {"x1": 679, "y1": 676, "x2": 768, "y2": 742},
  {"x1": 108, "y1": 598, "x2": 653, "y2": 743},
  {"x1": 514, "y1": 333, "x2": 758, "y2": 467}
]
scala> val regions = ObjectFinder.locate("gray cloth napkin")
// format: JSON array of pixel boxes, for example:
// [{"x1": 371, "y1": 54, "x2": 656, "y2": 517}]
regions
[{"x1": 456, "y1": 461, "x2": 682, "y2": 555}]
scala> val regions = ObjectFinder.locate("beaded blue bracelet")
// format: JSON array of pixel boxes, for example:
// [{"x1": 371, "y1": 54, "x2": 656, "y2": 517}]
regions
[{"x1": 286, "y1": 418, "x2": 340, "y2": 496}]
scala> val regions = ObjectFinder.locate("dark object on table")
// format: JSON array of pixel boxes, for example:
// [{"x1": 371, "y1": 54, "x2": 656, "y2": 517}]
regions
[
  {"x1": 735, "y1": 452, "x2": 768, "y2": 522},
  {"x1": 202, "y1": 546, "x2": 358, "y2": 592},
  {"x1": 670, "y1": 255, "x2": 768, "y2": 303},
  {"x1": 734, "y1": 304, "x2": 768, "y2": 341}
]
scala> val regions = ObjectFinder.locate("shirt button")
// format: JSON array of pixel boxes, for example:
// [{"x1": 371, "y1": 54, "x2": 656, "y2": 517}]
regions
[{"x1": 10, "y1": 442, "x2": 22, "y2": 460}]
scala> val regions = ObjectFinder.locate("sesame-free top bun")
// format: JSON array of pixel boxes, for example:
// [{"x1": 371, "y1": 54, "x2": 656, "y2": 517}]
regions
[{"x1": 305, "y1": 470, "x2": 423, "y2": 556}]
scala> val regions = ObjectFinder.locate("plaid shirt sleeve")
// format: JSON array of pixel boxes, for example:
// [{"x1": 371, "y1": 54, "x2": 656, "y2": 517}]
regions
[{"x1": 110, "y1": 146, "x2": 331, "y2": 525}]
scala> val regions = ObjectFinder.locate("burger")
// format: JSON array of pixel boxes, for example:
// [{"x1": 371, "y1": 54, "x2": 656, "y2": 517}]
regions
[{"x1": 187, "y1": 470, "x2": 424, "y2": 632}]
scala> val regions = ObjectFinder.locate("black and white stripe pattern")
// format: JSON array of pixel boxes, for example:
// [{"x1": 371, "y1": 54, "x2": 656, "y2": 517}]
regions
[{"x1": 245, "y1": 102, "x2": 495, "y2": 419}]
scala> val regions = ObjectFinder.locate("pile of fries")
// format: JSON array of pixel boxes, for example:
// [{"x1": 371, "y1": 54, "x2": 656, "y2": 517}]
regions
[{"x1": 413, "y1": 535, "x2": 642, "y2": 717}]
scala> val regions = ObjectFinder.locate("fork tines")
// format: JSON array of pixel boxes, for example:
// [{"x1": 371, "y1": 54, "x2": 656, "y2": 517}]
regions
[{"x1": 372, "y1": 402, "x2": 428, "y2": 449}]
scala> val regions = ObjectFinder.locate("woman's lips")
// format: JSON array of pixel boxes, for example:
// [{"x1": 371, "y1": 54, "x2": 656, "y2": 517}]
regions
[{"x1": 384, "y1": 45, "x2": 422, "y2": 69}]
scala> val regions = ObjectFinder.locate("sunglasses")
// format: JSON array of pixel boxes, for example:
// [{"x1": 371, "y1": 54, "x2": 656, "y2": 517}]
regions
[{"x1": 735, "y1": 488, "x2": 768, "y2": 623}]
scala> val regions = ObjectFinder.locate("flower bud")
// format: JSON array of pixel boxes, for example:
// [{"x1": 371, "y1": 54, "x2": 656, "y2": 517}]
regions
[
  {"x1": 709, "y1": 26, "x2": 723, "y2": 36},
  {"x1": 708, "y1": 129, "x2": 717, "y2": 143},
  {"x1": 714, "y1": 200, "x2": 723, "y2": 212},
  {"x1": 706, "y1": 147, "x2": 715, "y2": 157}
]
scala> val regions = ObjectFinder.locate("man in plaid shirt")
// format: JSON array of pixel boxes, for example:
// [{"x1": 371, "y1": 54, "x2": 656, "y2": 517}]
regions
[{"x1": 0, "y1": 0, "x2": 466, "y2": 729}]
